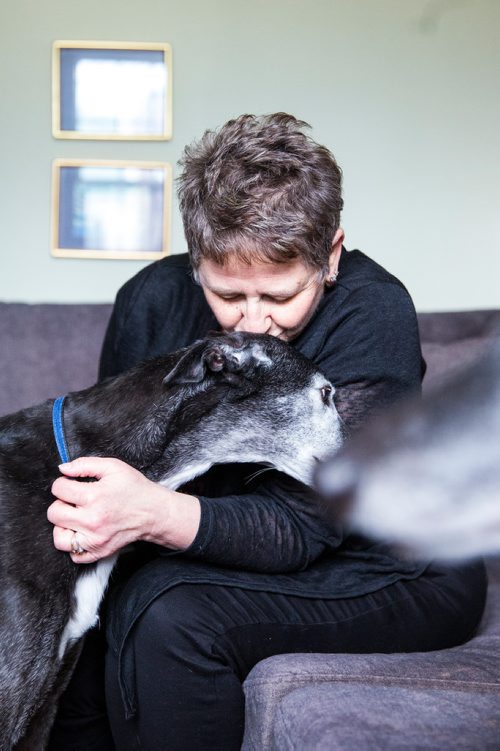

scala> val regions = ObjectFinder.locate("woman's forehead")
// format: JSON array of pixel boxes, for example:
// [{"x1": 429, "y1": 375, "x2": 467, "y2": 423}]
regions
[{"x1": 197, "y1": 257, "x2": 317, "y2": 292}]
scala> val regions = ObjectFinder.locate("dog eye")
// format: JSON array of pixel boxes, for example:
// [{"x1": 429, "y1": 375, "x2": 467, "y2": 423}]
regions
[{"x1": 320, "y1": 385, "x2": 332, "y2": 405}]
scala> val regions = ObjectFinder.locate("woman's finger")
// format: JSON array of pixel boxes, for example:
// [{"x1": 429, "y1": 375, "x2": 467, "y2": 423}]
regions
[
  {"x1": 53, "y1": 523, "x2": 72, "y2": 551},
  {"x1": 52, "y1": 524, "x2": 98, "y2": 564},
  {"x1": 58, "y1": 456, "x2": 127, "y2": 480},
  {"x1": 47, "y1": 498, "x2": 80, "y2": 527},
  {"x1": 51, "y1": 476, "x2": 97, "y2": 507},
  {"x1": 51, "y1": 457, "x2": 130, "y2": 507}
]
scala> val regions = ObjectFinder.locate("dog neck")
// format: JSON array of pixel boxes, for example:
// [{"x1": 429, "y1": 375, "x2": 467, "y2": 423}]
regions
[
  {"x1": 52, "y1": 396, "x2": 71, "y2": 464},
  {"x1": 57, "y1": 358, "x2": 212, "y2": 477}
]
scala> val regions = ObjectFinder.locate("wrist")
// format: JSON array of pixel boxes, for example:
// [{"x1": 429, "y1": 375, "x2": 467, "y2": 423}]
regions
[{"x1": 142, "y1": 485, "x2": 201, "y2": 551}]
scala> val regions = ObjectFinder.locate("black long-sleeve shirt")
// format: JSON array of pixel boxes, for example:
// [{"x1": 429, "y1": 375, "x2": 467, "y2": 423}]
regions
[{"x1": 100, "y1": 248, "x2": 426, "y2": 584}]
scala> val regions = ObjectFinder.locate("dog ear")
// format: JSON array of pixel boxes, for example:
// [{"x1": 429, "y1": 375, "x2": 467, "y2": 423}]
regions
[
  {"x1": 163, "y1": 336, "x2": 272, "y2": 387},
  {"x1": 162, "y1": 343, "x2": 209, "y2": 386}
]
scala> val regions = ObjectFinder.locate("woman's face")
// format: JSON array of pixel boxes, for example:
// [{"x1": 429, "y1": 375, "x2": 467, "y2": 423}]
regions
[{"x1": 198, "y1": 256, "x2": 330, "y2": 341}]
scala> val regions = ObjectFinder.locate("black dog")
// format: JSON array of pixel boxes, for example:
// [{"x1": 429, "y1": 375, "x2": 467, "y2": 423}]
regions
[
  {"x1": 316, "y1": 340, "x2": 500, "y2": 560},
  {"x1": 0, "y1": 332, "x2": 342, "y2": 750}
]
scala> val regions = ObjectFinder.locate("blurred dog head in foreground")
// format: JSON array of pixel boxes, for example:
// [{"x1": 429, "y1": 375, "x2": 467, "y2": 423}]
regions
[{"x1": 316, "y1": 340, "x2": 500, "y2": 561}]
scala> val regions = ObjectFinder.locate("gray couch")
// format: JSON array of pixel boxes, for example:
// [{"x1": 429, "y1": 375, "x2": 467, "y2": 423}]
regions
[{"x1": 1, "y1": 302, "x2": 499, "y2": 749}]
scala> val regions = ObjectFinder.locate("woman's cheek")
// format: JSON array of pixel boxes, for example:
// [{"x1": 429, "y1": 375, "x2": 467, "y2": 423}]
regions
[
  {"x1": 212, "y1": 301, "x2": 240, "y2": 330},
  {"x1": 272, "y1": 307, "x2": 304, "y2": 331}
]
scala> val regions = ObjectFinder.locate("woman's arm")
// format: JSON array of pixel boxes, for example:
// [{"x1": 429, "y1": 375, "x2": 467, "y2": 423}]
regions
[
  {"x1": 48, "y1": 459, "x2": 339, "y2": 571},
  {"x1": 49, "y1": 272, "x2": 422, "y2": 573}
]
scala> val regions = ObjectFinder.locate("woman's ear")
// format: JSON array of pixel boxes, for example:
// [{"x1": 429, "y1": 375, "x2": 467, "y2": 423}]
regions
[
  {"x1": 325, "y1": 229, "x2": 344, "y2": 286},
  {"x1": 328, "y1": 229, "x2": 344, "y2": 275}
]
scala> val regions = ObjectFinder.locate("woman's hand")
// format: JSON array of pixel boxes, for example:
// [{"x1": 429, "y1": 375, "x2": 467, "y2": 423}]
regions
[{"x1": 47, "y1": 457, "x2": 201, "y2": 564}]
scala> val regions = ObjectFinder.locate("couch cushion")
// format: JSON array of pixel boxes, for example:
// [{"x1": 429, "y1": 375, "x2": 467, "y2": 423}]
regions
[{"x1": 270, "y1": 684, "x2": 500, "y2": 750}]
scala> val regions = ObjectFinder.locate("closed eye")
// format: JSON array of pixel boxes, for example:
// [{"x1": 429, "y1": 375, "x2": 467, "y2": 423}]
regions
[
  {"x1": 217, "y1": 294, "x2": 294, "y2": 304},
  {"x1": 218, "y1": 294, "x2": 243, "y2": 302},
  {"x1": 262, "y1": 295, "x2": 294, "y2": 304}
]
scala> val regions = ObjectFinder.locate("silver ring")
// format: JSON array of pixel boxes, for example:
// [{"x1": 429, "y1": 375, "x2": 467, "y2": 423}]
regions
[{"x1": 71, "y1": 531, "x2": 86, "y2": 555}]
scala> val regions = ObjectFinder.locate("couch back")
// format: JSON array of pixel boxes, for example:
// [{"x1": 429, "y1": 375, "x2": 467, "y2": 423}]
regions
[
  {"x1": 1, "y1": 303, "x2": 499, "y2": 417},
  {"x1": 0, "y1": 303, "x2": 112, "y2": 417},
  {"x1": 418, "y1": 309, "x2": 500, "y2": 393}
]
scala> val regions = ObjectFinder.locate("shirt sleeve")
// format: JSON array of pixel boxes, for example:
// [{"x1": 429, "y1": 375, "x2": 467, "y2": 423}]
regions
[
  {"x1": 98, "y1": 266, "x2": 155, "y2": 379},
  {"x1": 185, "y1": 473, "x2": 344, "y2": 572},
  {"x1": 314, "y1": 281, "x2": 424, "y2": 433}
]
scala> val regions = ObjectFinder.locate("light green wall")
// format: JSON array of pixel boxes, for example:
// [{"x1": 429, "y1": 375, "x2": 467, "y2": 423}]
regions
[{"x1": 1, "y1": 0, "x2": 499, "y2": 309}]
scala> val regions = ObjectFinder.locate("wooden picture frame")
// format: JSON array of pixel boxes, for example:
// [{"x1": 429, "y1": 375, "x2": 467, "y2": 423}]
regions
[
  {"x1": 52, "y1": 41, "x2": 172, "y2": 140},
  {"x1": 51, "y1": 159, "x2": 172, "y2": 260}
]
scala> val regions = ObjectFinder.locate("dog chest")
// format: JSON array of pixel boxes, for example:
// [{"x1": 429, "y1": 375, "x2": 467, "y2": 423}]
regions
[{"x1": 58, "y1": 556, "x2": 117, "y2": 659}]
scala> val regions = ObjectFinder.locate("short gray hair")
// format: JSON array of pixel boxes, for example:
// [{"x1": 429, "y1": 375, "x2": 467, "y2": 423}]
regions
[{"x1": 177, "y1": 113, "x2": 343, "y2": 272}]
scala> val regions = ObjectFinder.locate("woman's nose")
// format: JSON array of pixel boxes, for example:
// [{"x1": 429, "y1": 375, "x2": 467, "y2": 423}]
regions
[{"x1": 236, "y1": 300, "x2": 271, "y2": 334}]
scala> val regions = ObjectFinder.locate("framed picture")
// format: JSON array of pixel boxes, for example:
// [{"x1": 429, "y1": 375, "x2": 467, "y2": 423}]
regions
[
  {"x1": 51, "y1": 159, "x2": 172, "y2": 260},
  {"x1": 52, "y1": 41, "x2": 172, "y2": 140}
]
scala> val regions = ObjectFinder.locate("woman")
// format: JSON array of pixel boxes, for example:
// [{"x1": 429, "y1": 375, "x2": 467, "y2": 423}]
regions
[{"x1": 48, "y1": 113, "x2": 486, "y2": 750}]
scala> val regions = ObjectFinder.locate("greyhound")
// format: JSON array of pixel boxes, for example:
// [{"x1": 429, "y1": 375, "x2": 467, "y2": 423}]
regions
[
  {"x1": 0, "y1": 332, "x2": 342, "y2": 750},
  {"x1": 316, "y1": 340, "x2": 500, "y2": 561}
]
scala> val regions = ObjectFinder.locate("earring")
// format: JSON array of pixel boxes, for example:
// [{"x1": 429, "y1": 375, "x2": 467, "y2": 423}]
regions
[{"x1": 325, "y1": 271, "x2": 338, "y2": 286}]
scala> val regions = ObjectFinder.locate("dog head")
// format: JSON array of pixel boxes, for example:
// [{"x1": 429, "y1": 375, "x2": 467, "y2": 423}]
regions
[{"x1": 149, "y1": 332, "x2": 344, "y2": 489}]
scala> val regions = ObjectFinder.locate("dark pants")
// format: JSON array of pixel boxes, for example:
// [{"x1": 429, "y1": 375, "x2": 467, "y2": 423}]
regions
[{"x1": 49, "y1": 561, "x2": 487, "y2": 751}]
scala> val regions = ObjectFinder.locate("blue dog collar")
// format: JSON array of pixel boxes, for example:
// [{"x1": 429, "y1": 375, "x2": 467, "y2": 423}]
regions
[{"x1": 52, "y1": 395, "x2": 71, "y2": 464}]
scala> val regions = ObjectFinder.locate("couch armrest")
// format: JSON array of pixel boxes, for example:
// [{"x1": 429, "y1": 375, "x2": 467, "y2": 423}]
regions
[
  {"x1": 243, "y1": 563, "x2": 500, "y2": 751},
  {"x1": 270, "y1": 684, "x2": 500, "y2": 750}
]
